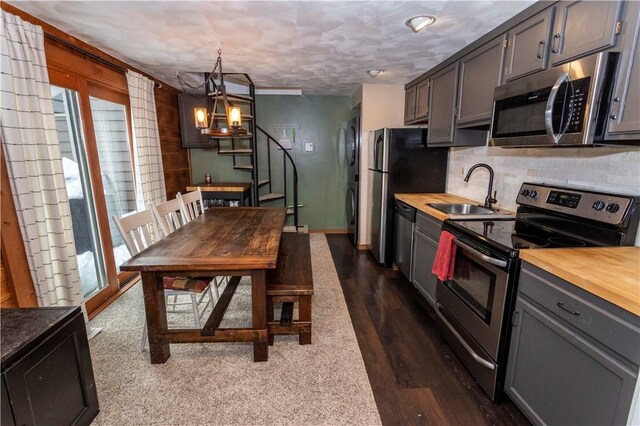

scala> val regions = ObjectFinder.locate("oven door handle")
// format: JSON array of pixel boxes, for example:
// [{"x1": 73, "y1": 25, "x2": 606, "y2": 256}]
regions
[
  {"x1": 452, "y1": 238, "x2": 507, "y2": 268},
  {"x1": 436, "y1": 303, "x2": 496, "y2": 370}
]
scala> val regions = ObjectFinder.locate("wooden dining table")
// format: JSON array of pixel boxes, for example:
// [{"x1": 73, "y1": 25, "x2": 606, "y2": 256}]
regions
[{"x1": 120, "y1": 207, "x2": 287, "y2": 364}]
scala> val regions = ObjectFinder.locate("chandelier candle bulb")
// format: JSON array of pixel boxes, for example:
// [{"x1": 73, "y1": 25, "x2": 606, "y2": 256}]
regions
[
  {"x1": 228, "y1": 106, "x2": 242, "y2": 128},
  {"x1": 194, "y1": 107, "x2": 208, "y2": 128}
]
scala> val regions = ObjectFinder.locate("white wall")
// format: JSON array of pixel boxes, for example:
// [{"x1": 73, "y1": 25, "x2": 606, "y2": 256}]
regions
[
  {"x1": 356, "y1": 84, "x2": 406, "y2": 245},
  {"x1": 446, "y1": 145, "x2": 640, "y2": 244}
]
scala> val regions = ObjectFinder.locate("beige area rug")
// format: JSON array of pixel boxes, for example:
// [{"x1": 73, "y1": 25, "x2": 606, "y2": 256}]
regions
[{"x1": 89, "y1": 234, "x2": 381, "y2": 425}]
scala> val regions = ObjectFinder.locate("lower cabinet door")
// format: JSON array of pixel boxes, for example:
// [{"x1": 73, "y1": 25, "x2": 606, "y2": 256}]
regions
[
  {"x1": 505, "y1": 297, "x2": 638, "y2": 426},
  {"x1": 411, "y1": 229, "x2": 439, "y2": 307}
]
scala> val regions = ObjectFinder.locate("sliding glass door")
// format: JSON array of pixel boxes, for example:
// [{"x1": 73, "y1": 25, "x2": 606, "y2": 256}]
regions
[{"x1": 48, "y1": 70, "x2": 137, "y2": 312}]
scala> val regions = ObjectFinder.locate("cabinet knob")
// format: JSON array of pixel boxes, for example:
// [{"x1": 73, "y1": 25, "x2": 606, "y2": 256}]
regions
[
  {"x1": 610, "y1": 114, "x2": 617, "y2": 120},
  {"x1": 613, "y1": 97, "x2": 620, "y2": 102}
]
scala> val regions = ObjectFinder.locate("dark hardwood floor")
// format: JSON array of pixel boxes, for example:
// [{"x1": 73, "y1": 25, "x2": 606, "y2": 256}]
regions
[{"x1": 326, "y1": 234, "x2": 529, "y2": 426}]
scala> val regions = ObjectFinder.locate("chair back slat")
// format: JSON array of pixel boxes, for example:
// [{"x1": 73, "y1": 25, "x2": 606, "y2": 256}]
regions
[
  {"x1": 178, "y1": 190, "x2": 205, "y2": 223},
  {"x1": 112, "y1": 209, "x2": 158, "y2": 256},
  {"x1": 152, "y1": 198, "x2": 184, "y2": 237}
]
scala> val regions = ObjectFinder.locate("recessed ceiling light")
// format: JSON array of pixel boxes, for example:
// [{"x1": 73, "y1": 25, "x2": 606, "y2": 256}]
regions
[
  {"x1": 367, "y1": 69, "x2": 384, "y2": 78},
  {"x1": 405, "y1": 15, "x2": 436, "y2": 33}
]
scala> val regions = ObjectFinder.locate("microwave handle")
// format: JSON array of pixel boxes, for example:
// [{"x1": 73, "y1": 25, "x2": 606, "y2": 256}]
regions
[{"x1": 544, "y1": 72, "x2": 573, "y2": 144}]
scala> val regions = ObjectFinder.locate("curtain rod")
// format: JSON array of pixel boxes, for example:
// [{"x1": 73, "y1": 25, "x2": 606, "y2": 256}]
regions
[{"x1": 44, "y1": 32, "x2": 161, "y2": 87}]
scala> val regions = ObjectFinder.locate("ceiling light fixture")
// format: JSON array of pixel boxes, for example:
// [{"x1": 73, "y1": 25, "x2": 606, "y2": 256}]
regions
[
  {"x1": 405, "y1": 15, "x2": 436, "y2": 33},
  {"x1": 185, "y1": 45, "x2": 244, "y2": 137},
  {"x1": 367, "y1": 69, "x2": 384, "y2": 78}
]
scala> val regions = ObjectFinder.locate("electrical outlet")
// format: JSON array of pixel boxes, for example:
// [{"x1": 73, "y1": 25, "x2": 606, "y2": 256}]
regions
[{"x1": 304, "y1": 142, "x2": 314, "y2": 152}]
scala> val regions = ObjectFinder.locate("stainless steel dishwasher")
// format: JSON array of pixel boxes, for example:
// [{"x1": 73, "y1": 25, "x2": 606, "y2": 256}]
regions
[{"x1": 394, "y1": 200, "x2": 416, "y2": 281}]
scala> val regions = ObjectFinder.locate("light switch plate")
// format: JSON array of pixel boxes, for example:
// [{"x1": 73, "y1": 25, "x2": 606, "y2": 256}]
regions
[{"x1": 304, "y1": 142, "x2": 314, "y2": 152}]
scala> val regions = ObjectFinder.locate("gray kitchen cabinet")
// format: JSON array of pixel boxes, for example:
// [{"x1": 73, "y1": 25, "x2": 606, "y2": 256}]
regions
[
  {"x1": 411, "y1": 212, "x2": 442, "y2": 307},
  {"x1": 404, "y1": 79, "x2": 430, "y2": 124},
  {"x1": 504, "y1": 7, "x2": 555, "y2": 82},
  {"x1": 606, "y1": 0, "x2": 640, "y2": 141},
  {"x1": 457, "y1": 35, "x2": 507, "y2": 127},
  {"x1": 505, "y1": 262, "x2": 639, "y2": 426},
  {"x1": 404, "y1": 85, "x2": 417, "y2": 123},
  {"x1": 427, "y1": 63, "x2": 459, "y2": 146},
  {"x1": 550, "y1": 0, "x2": 623, "y2": 66}
]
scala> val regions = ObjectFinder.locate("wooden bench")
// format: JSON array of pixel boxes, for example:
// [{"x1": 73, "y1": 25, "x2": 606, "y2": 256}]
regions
[{"x1": 266, "y1": 233, "x2": 314, "y2": 345}]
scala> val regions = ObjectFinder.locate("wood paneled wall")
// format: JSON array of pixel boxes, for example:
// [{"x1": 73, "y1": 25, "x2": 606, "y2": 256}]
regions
[
  {"x1": 0, "y1": 254, "x2": 16, "y2": 308},
  {"x1": 1, "y1": 3, "x2": 191, "y2": 306}
]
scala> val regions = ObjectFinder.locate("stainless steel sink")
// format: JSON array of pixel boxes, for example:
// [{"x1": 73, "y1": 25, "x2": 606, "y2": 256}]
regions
[{"x1": 428, "y1": 203, "x2": 496, "y2": 215}]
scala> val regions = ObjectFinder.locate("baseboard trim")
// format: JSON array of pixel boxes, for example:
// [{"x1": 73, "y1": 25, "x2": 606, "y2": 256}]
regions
[
  {"x1": 310, "y1": 229, "x2": 349, "y2": 234},
  {"x1": 357, "y1": 243, "x2": 369, "y2": 251}
]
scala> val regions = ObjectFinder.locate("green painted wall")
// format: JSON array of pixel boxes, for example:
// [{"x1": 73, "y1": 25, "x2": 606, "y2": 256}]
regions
[{"x1": 190, "y1": 95, "x2": 352, "y2": 230}]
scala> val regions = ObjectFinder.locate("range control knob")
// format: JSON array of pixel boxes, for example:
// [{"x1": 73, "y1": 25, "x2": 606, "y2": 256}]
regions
[
  {"x1": 592, "y1": 201, "x2": 606, "y2": 211},
  {"x1": 521, "y1": 189, "x2": 531, "y2": 197},
  {"x1": 529, "y1": 190, "x2": 538, "y2": 198},
  {"x1": 606, "y1": 203, "x2": 620, "y2": 213}
]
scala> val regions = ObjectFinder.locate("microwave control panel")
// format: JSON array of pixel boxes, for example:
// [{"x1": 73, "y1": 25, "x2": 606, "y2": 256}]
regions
[
  {"x1": 517, "y1": 183, "x2": 634, "y2": 226},
  {"x1": 564, "y1": 76, "x2": 591, "y2": 133}
]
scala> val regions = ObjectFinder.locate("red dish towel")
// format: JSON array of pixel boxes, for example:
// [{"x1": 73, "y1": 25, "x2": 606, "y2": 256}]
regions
[{"x1": 432, "y1": 231, "x2": 457, "y2": 281}]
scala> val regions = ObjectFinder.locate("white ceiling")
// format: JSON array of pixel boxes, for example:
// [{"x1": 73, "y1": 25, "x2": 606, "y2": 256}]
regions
[{"x1": 9, "y1": 1, "x2": 536, "y2": 95}]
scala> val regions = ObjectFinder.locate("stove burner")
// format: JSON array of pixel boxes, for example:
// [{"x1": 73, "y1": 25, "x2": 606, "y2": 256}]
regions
[
  {"x1": 547, "y1": 236, "x2": 587, "y2": 247},
  {"x1": 511, "y1": 233, "x2": 549, "y2": 249}
]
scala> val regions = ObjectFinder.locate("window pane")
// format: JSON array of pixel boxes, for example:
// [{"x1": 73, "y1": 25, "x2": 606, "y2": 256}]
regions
[
  {"x1": 89, "y1": 97, "x2": 137, "y2": 272},
  {"x1": 51, "y1": 86, "x2": 108, "y2": 298}
]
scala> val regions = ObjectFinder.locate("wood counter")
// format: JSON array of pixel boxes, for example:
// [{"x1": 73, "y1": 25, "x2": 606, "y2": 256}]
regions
[
  {"x1": 520, "y1": 247, "x2": 640, "y2": 316},
  {"x1": 395, "y1": 193, "x2": 513, "y2": 221}
]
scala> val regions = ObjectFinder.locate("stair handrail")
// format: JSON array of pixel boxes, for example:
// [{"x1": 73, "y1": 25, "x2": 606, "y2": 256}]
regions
[{"x1": 255, "y1": 124, "x2": 299, "y2": 230}]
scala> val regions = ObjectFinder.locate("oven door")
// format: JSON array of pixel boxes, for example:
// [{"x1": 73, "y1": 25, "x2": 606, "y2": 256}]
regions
[{"x1": 436, "y1": 237, "x2": 510, "y2": 360}]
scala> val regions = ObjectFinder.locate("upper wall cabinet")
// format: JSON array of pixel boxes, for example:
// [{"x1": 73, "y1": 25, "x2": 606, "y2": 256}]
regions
[
  {"x1": 404, "y1": 85, "x2": 417, "y2": 123},
  {"x1": 404, "y1": 78, "x2": 430, "y2": 124},
  {"x1": 550, "y1": 1, "x2": 623, "y2": 66},
  {"x1": 457, "y1": 35, "x2": 507, "y2": 127},
  {"x1": 427, "y1": 63, "x2": 459, "y2": 146},
  {"x1": 504, "y1": 7, "x2": 555, "y2": 82},
  {"x1": 606, "y1": 0, "x2": 640, "y2": 141}
]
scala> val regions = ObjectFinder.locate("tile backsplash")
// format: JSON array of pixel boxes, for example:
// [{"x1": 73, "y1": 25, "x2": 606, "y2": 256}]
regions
[{"x1": 447, "y1": 146, "x2": 640, "y2": 244}]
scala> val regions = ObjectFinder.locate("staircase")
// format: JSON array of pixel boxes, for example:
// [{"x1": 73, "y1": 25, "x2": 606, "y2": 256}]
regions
[{"x1": 205, "y1": 73, "x2": 300, "y2": 230}]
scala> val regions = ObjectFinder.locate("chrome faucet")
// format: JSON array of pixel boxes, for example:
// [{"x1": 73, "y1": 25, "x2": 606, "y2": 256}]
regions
[{"x1": 464, "y1": 163, "x2": 497, "y2": 209}]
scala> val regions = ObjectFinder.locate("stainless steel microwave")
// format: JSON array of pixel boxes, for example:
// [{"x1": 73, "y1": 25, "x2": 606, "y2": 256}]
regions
[{"x1": 490, "y1": 53, "x2": 617, "y2": 147}]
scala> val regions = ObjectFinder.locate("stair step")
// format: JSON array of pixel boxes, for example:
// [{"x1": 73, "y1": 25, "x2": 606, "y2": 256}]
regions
[
  {"x1": 213, "y1": 113, "x2": 254, "y2": 120},
  {"x1": 206, "y1": 133, "x2": 253, "y2": 140},
  {"x1": 218, "y1": 149, "x2": 253, "y2": 156},
  {"x1": 234, "y1": 165, "x2": 253, "y2": 171},
  {"x1": 209, "y1": 92, "x2": 253, "y2": 102},
  {"x1": 259, "y1": 193, "x2": 285, "y2": 202},
  {"x1": 286, "y1": 209, "x2": 295, "y2": 215},
  {"x1": 257, "y1": 179, "x2": 270, "y2": 187}
]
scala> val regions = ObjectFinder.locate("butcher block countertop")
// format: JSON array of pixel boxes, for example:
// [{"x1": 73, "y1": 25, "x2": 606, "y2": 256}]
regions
[
  {"x1": 395, "y1": 193, "x2": 514, "y2": 222},
  {"x1": 520, "y1": 247, "x2": 640, "y2": 316}
]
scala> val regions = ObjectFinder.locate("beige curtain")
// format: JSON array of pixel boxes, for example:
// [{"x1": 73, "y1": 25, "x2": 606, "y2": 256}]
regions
[
  {"x1": 0, "y1": 11, "x2": 83, "y2": 307},
  {"x1": 126, "y1": 70, "x2": 167, "y2": 210}
]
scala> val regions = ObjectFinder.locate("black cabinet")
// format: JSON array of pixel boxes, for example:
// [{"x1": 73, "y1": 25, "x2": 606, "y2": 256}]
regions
[
  {"x1": 505, "y1": 263, "x2": 639, "y2": 425},
  {"x1": 178, "y1": 94, "x2": 211, "y2": 148},
  {"x1": 1, "y1": 307, "x2": 99, "y2": 426}
]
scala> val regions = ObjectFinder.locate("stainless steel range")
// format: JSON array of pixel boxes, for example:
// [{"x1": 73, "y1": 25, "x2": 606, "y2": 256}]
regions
[{"x1": 435, "y1": 182, "x2": 640, "y2": 401}]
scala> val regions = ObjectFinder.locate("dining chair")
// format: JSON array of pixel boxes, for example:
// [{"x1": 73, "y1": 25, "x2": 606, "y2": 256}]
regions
[
  {"x1": 112, "y1": 209, "x2": 217, "y2": 351},
  {"x1": 151, "y1": 197, "x2": 185, "y2": 238},
  {"x1": 177, "y1": 190, "x2": 206, "y2": 223},
  {"x1": 151, "y1": 197, "x2": 225, "y2": 304}
]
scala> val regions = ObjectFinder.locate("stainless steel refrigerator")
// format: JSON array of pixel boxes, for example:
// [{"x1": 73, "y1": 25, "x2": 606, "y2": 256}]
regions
[{"x1": 368, "y1": 128, "x2": 448, "y2": 266}]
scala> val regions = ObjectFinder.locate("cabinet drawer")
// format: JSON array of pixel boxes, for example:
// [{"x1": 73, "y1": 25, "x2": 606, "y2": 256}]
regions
[
  {"x1": 519, "y1": 263, "x2": 640, "y2": 365},
  {"x1": 415, "y1": 212, "x2": 443, "y2": 240}
]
